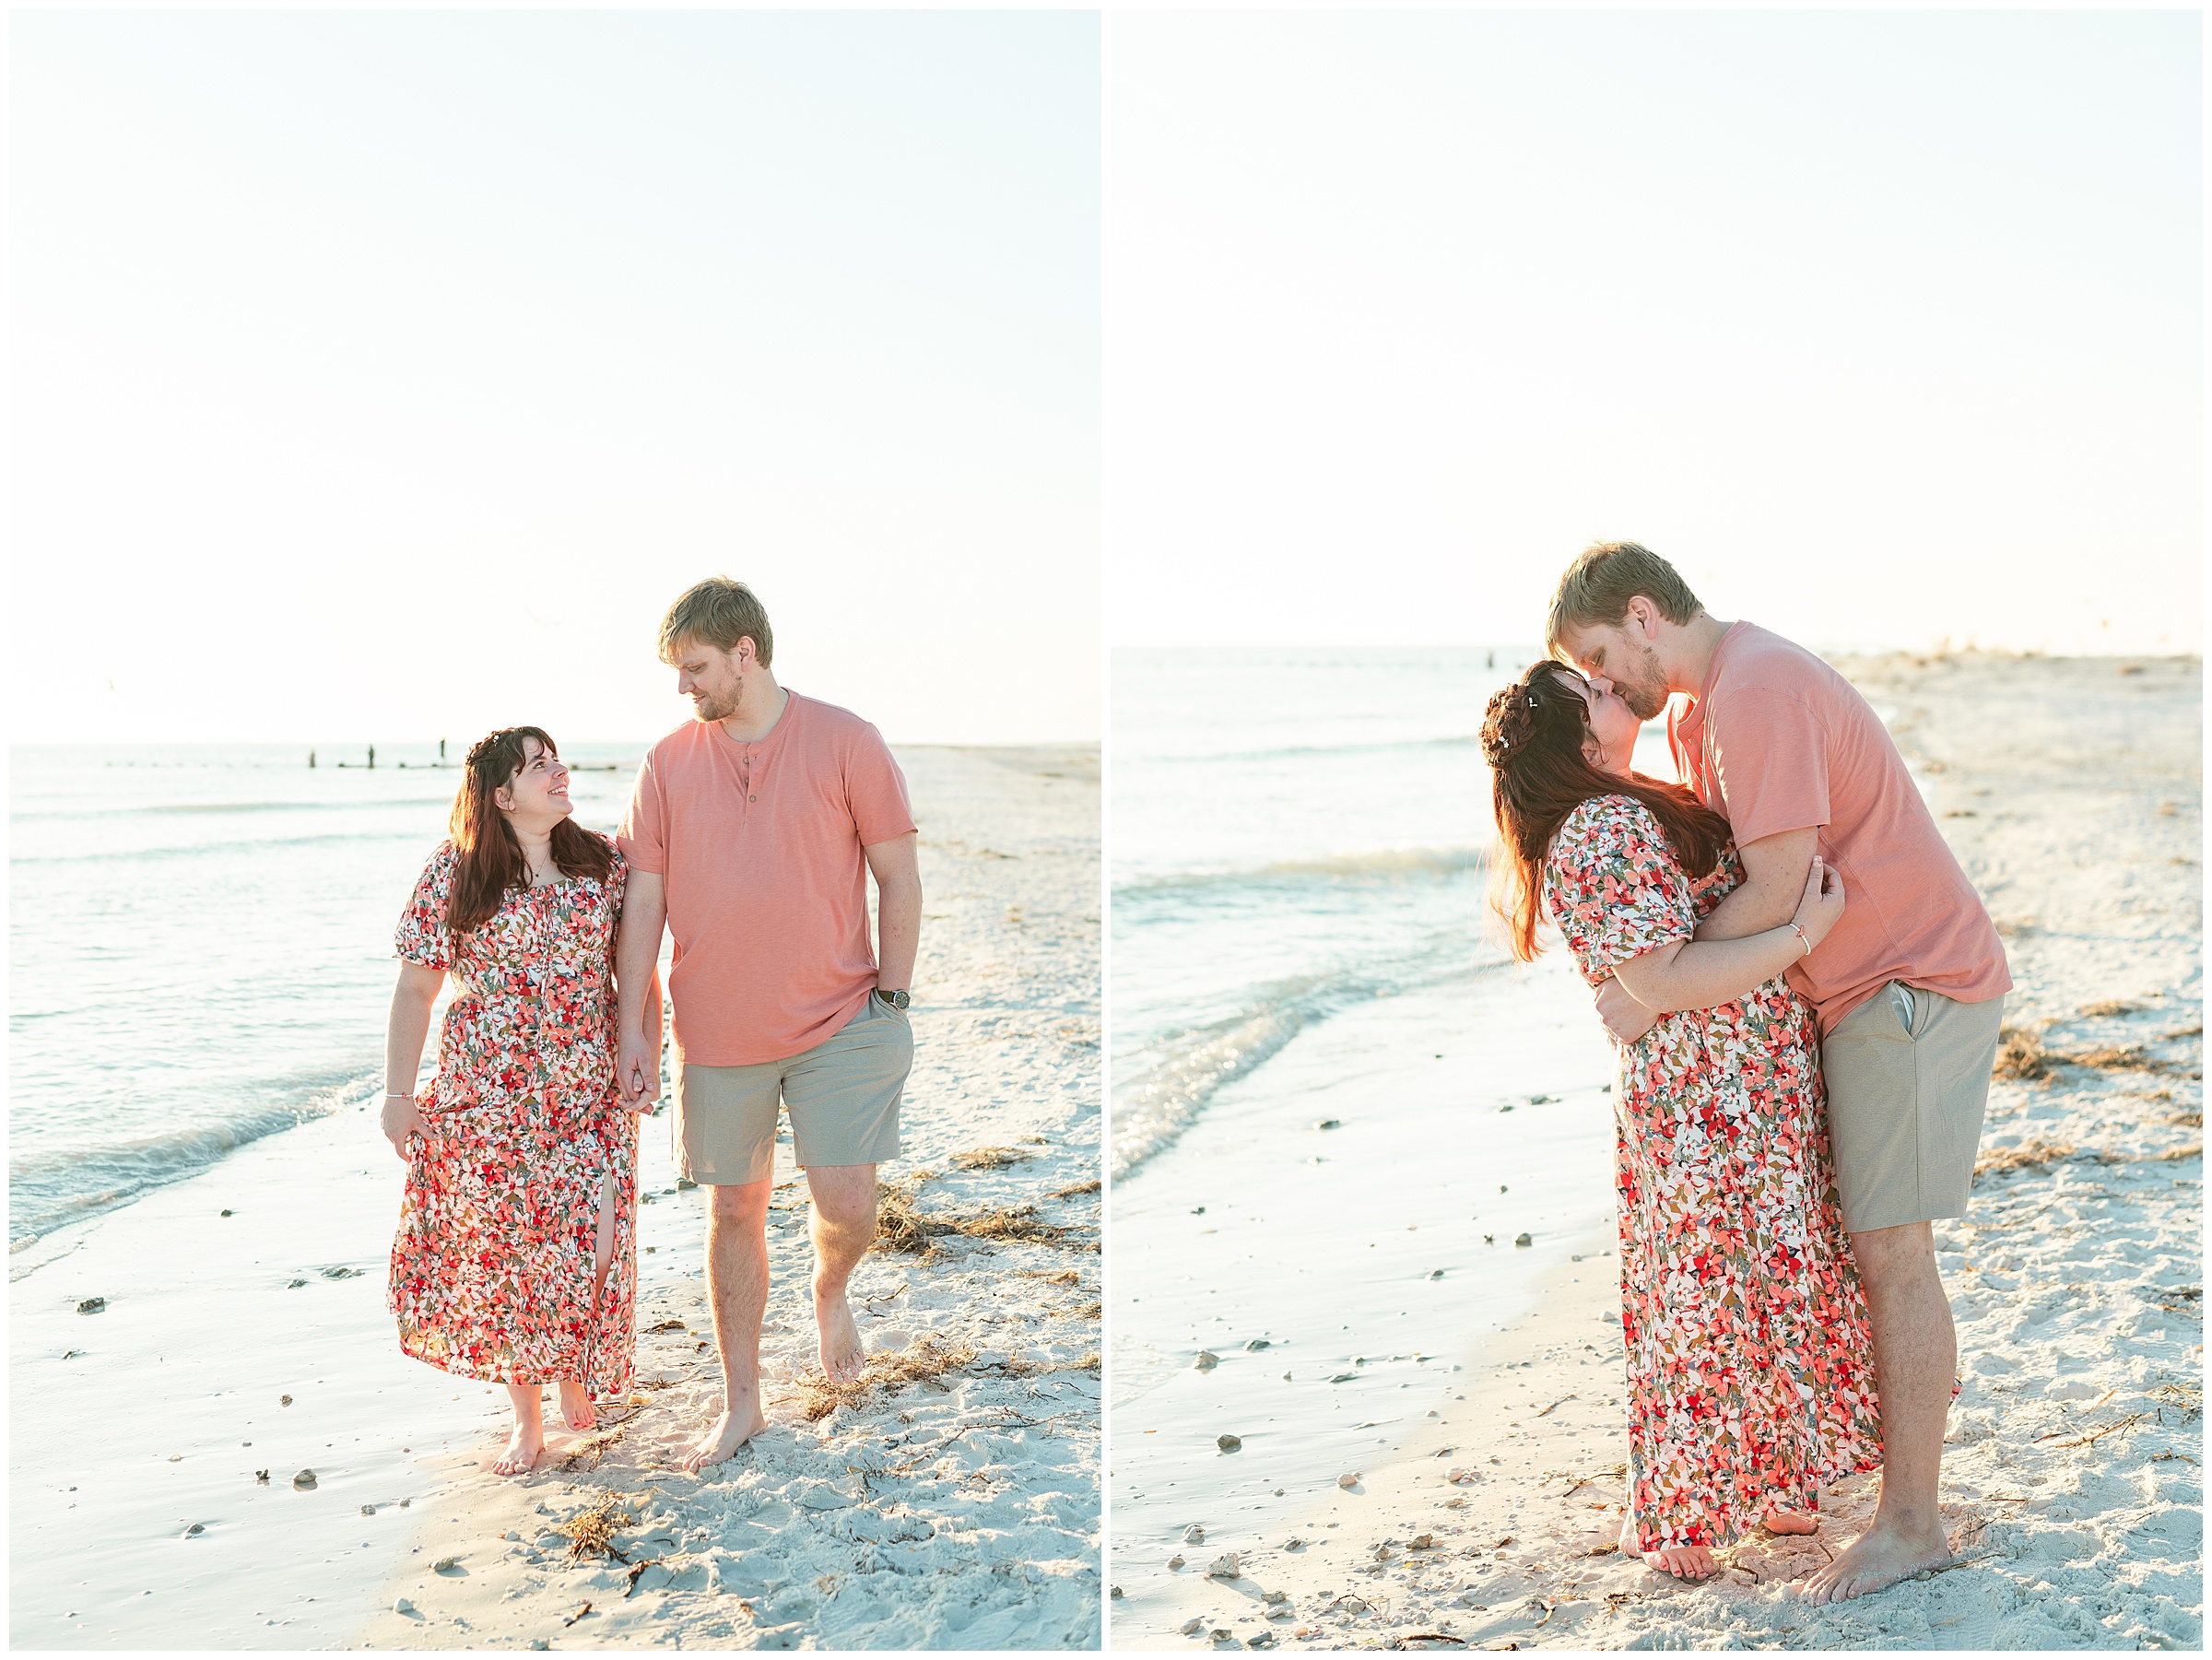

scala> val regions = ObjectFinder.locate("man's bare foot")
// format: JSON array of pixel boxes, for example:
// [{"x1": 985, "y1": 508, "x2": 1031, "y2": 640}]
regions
[
  {"x1": 558, "y1": 1379, "x2": 596, "y2": 1432},
  {"x1": 1761, "y1": 1508, "x2": 1818, "y2": 1535},
  {"x1": 814, "y1": 1281, "x2": 867, "y2": 1384},
  {"x1": 1803, "y1": 1518, "x2": 1952, "y2": 1603},
  {"x1": 491, "y1": 1420, "x2": 544, "y2": 1476},
  {"x1": 678, "y1": 1405, "x2": 771, "y2": 1473}
]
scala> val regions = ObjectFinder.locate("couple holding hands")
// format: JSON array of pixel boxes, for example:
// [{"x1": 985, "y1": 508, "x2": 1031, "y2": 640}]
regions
[
  {"x1": 377, "y1": 578, "x2": 922, "y2": 1475},
  {"x1": 1486, "y1": 542, "x2": 2009, "y2": 1603}
]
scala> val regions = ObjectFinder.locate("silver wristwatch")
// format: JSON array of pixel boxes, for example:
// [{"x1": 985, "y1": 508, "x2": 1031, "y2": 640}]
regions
[{"x1": 877, "y1": 987, "x2": 911, "y2": 1011}]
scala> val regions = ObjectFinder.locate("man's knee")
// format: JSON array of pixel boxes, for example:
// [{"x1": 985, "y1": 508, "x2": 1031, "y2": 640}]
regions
[
  {"x1": 805, "y1": 1163, "x2": 879, "y2": 1230},
  {"x1": 1849, "y1": 1219, "x2": 1936, "y2": 1278},
  {"x1": 705, "y1": 1179, "x2": 772, "y2": 1228}
]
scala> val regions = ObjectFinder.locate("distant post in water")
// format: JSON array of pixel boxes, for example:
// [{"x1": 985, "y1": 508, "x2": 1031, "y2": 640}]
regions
[
  {"x1": 368, "y1": 745, "x2": 377, "y2": 770},
  {"x1": 439, "y1": 737, "x2": 447, "y2": 763},
  {"x1": 309, "y1": 748, "x2": 316, "y2": 768}
]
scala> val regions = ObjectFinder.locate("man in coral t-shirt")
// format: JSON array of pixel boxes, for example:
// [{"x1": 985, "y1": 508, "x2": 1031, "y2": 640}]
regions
[
  {"x1": 1549, "y1": 542, "x2": 2008, "y2": 1606},
  {"x1": 615, "y1": 577, "x2": 922, "y2": 1472}
]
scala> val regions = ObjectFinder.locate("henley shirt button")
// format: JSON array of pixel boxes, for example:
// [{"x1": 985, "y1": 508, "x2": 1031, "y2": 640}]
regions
[{"x1": 748, "y1": 795, "x2": 757, "y2": 802}]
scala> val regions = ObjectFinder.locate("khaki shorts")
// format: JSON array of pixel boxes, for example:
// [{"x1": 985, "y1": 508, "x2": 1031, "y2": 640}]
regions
[
  {"x1": 674, "y1": 993, "x2": 912, "y2": 1185},
  {"x1": 1822, "y1": 982, "x2": 2005, "y2": 1233}
]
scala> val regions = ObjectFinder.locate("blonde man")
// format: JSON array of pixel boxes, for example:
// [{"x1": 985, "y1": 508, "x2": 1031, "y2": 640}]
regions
[
  {"x1": 1547, "y1": 542, "x2": 2008, "y2": 1604},
  {"x1": 615, "y1": 578, "x2": 923, "y2": 1471}
]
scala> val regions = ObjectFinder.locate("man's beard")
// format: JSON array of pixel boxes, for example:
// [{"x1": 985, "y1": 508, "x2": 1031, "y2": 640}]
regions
[
  {"x1": 1618, "y1": 646, "x2": 1669, "y2": 722},
  {"x1": 694, "y1": 686, "x2": 740, "y2": 722}
]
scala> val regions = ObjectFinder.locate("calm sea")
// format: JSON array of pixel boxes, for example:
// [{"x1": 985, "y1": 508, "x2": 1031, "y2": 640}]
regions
[
  {"x1": 6, "y1": 742, "x2": 641, "y2": 1249},
  {"x1": 1110, "y1": 647, "x2": 1553, "y2": 1180}
]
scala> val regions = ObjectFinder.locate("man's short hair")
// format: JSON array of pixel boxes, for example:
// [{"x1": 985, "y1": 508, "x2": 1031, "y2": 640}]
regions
[
  {"x1": 1545, "y1": 541, "x2": 1704, "y2": 653},
  {"x1": 658, "y1": 577, "x2": 774, "y2": 668}
]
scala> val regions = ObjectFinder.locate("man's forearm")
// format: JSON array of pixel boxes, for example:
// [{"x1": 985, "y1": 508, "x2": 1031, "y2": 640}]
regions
[
  {"x1": 876, "y1": 878, "x2": 921, "y2": 989},
  {"x1": 617, "y1": 898, "x2": 666, "y2": 1037}
]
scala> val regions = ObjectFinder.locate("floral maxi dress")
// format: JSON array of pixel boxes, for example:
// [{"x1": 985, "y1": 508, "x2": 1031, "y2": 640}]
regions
[
  {"x1": 1543, "y1": 795, "x2": 1883, "y2": 1551},
  {"x1": 387, "y1": 835, "x2": 639, "y2": 1399}
]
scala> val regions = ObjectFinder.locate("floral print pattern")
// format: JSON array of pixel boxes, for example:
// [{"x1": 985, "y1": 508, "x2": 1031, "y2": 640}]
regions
[
  {"x1": 387, "y1": 836, "x2": 638, "y2": 1397},
  {"x1": 1544, "y1": 795, "x2": 1883, "y2": 1551}
]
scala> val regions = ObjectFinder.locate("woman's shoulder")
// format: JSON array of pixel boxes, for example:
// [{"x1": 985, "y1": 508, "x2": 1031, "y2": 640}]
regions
[
  {"x1": 418, "y1": 839, "x2": 459, "y2": 879},
  {"x1": 1555, "y1": 793, "x2": 1662, "y2": 846}
]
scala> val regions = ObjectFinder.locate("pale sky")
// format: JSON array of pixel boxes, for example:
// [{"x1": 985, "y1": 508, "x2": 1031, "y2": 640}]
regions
[
  {"x1": 12, "y1": 12, "x2": 1100, "y2": 748},
  {"x1": 1107, "y1": 10, "x2": 2201, "y2": 655}
]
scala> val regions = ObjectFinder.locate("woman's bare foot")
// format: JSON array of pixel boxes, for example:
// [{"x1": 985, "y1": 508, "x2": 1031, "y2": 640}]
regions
[
  {"x1": 1643, "y1": 1543, "x2": 1720, "y2": 1580},
  {"x1": 558, "y1": 1379, "x2": 596, "y2": 1432},
  {"x1": 1803, "y1": 1518, "x2": 1952, "y2": 1604},
  {"x1": 1761, "y1": 1508, "x2": 1818, "y2": 1535},
  {"x1": 678, "y1": 1405, "x2": 771, "y2": 1473},
  {"x1": 491, "y1": 1419, "x2": 544, "y2": 1476},
  {"x1": 814, "y1": 1280, "x2": 867, "y2": 1384}
]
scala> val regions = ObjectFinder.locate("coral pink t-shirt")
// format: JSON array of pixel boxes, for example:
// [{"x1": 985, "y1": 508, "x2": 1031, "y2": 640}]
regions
[
  {"x1": 1669, "y1": 622, "x2": 2010, "y2": 1033},
  {"x1": 618, "y1": 691, "x2": 916, "y2": 1066}
]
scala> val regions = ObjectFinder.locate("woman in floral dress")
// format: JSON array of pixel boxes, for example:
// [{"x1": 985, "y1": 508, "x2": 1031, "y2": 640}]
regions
[
  {"x1": 380, "y1": 727, "x2": 660, "y2": 1475},
  {"x1": 1483, "y1": 661, "x2": 1883, "y2": 1580}
]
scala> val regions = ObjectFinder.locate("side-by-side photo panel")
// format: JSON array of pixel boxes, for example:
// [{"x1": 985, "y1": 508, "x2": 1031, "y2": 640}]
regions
[
  {"x1": 11, "y1": 11, "x2": 1102, "y2": 1651},
  {"x1": 1106, "y1": 10, "x2": 2201, "y2": 1652}
]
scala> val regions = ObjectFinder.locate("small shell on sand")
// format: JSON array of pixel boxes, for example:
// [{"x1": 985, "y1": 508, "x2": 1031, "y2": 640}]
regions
[
  {"x1": 1166, "y1": 1553, "x2": 1185, "y2": 1570},
  {"x1": 293, "y1": 1469, "x2": 317, "y2": 1489},
  {"x1": 167, "y1": 1454, "x2": 182, "y2": 1463},
  {"x1": 182, "y1": 1523, "x2": 204, "y2": 1537},
  {"x1": 1261, "y1": 1589, "x2": 1288, "y2": 1606},
  {"x1": 1193, "y1": 1350, "x2": 1219, "y2": 1371},
  {"x1": 1315, "y1": 1119, "x2": 1341, "y2": 1130},
  {"x1": 1183, "y1": 1525, "x2": 1206, "y2": 1544},
  {"x1": 1218, "y1": 1434, "x2": 1242, "y2": 1453},
  {"x1": 433, "y1": 1556, "x2": 461, "y2": 1572},
  {"x1": 76, "y1": 1298, "x2": 105, "y2": 1315},
  {"x1": 1337, "y1": 1472, "x2": 1360, "y2": 1489},
  {"x1": 254, "y1": 1470, "x2": 269, "y2": 1485},
  {"x1": 1244, "y1": 1338, "x2": 1271, "y2": 1350},
  {"x1": 280, "y1": 1395, "x2": 293, "y2": 1406},
  {"x1": 360, "y1": 1505, "x2": 376, "y2": 1516},
  {"x1": 1180, "y1": 1619, "x2": 1205, "y2": 1636},
  {"x1": 1205, "y1": 1551, "x2": 1241, "y2": 1578},
  {"x1": 1514, "y1": 1232, "x2": 1534, "y2": 1247},
  {"x1": 393, "y1": 1598, "x2": 415, "y2": 1616}
]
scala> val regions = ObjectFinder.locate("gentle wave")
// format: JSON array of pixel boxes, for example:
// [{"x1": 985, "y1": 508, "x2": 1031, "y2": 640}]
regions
[
  {"x1": 11, "y1": 829, "x2": 427, "y2": 866},
  {"x1": 7, "y1": 1072, "x2": 374, "y2": 1244},
  {"x1": 1111, "y1": 948, "x2": 1500, "y2": 1181},
  {"x1": 1139, "y1": 734, "x2": 1480, "y2": 767},
  {"x1": 1115, "y1": 843, "x2": 1488, "y2": 899},
  {"x1": 11, "y1": 796, "x2": 453, "y2": 823}
]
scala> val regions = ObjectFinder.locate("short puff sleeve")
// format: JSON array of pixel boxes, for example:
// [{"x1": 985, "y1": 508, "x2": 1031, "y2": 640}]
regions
[
  {"x1": 1543, "y1": 797, "x2": 1698, "y2": 986},
  {"x1": 394, "y1": 841, "x2": 458, "y2": 971}
]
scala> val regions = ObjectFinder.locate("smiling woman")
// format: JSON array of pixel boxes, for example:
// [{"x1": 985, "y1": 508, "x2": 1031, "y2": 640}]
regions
[{"x1": 381, "y1": 726, "x2": 662, "y2": 1478}]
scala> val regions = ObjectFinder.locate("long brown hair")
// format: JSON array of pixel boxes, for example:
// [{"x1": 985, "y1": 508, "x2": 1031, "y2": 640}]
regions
[
  {"x1": 445, "y1": 726, "x2": 615, "y2": 933},
  {"x1": 1482, "y1": 661, "x2": 1730, "y2": 962}
]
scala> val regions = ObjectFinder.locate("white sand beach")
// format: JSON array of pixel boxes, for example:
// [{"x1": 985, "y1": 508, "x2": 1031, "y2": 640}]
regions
[
  {"x1": 1124, "y1": 653, "x2": 2202, "y2": 1651},
  {"x1": 10, "y1": 743, "x2": 1101, "y2": 1652}
]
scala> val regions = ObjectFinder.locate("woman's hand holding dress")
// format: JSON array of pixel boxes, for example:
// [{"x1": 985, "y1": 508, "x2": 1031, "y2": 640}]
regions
[{"x1": 380, "y1": 1092, "x2": 431, "y2": 1160}]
